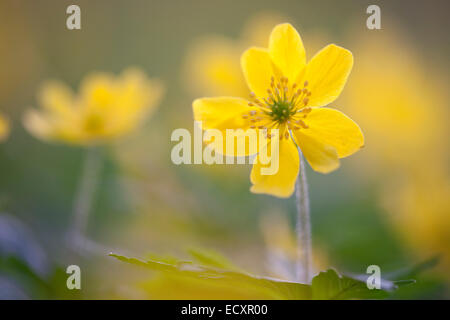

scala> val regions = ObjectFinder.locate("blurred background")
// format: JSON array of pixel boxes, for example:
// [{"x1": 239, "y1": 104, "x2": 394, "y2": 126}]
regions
[{"x1": 0, "y1": 0, "x2": 448, "y2": 299}]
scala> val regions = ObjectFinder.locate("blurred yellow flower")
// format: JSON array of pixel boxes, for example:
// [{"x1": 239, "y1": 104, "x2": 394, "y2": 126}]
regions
[
  {"x1": 24, "y1": 68, "x2": 163, "y2": 145},
  {"x1": 383, "y1": 169, "x2": 450, "y2": 277},
  {"x1": 183, "y1": 12, "x2": 287, "y2": 97},
  {"x1": 342, "y1": 33, "x2": 448, "y2": 174},
  {"x1": 193, "y1": 23, "x2": 364, "y2": 197},
  {"x1": 0, "y1": 113, "x2": 10, "y2": 142},
  {"x1": 241, "y1": 12, "x2": 290, "y2": 48},
  {"x1": 184, "y1": 36, "x2": 247, "y2": 97},
  {"x1": 342, "y1": 31, "x2": 450, "y2": 278}
]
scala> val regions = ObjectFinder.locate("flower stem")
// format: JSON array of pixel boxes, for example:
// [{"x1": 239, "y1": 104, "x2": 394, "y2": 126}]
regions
[
  {"x1": 295, "y1": 148, "x2": 313, "y2": 284},
  {"x1": 70, "y1": 147, "x2": 102, "y2": 250}
]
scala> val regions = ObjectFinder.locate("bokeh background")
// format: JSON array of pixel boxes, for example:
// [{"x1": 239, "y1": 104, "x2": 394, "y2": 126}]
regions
[{"x1": 0, "y1": 0, "x2": 449, "y2": 299}]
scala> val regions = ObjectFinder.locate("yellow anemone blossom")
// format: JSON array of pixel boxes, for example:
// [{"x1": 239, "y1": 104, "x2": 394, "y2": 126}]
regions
[
  {"x1": 24, "y1": 68, "x2": 163, "y2": 145},
  {"x1": 193, "y1": 23, "x2": 364, "y2": 198},
  {"x1": 0, "y1": 113, "x2": 10, "y2": 142}
]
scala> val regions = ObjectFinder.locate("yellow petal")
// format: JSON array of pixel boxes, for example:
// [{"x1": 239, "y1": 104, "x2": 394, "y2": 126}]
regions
[
  {"x1": 296, "y1": 107, "x2": 364, "y2": 159},
  {"x1": 23, "y1": 109, "x2": 52, "y2": 141},
  {"x1": 38, "y1": 81, "x2": 74, "y2": 116},
  {"x1": 250, "y1": 137, "x2": 299, "y2": 198},
  {"x1": 193, "y1": 97, "x2": 261, "y2": 156},
  {"x1": 269, "y1": 23, "x2": 306, "y2": 82},
  {"x1": 241, "y1": 47, "x2": 278, "y2": 97},
  {"x1": 300, "y1": 44, "x2": 353, "y2": 107},
  {"x1": 292, "y1": 130, "x2": 339, "y2": 174},
  {"x1": 112, "y1": 68, "x2": 164, "y2": 134},
  {"x1": 193, "y1": 97, "x2": 254, "y2": 130},
  {"x1": 23, "y1": 109, "x2": 86, "y2": 144}
]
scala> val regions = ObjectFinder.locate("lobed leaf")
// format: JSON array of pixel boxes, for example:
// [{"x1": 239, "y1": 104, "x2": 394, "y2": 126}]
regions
[{"x1": 109, "y1": 252, "x2": 311, "y2": 299}]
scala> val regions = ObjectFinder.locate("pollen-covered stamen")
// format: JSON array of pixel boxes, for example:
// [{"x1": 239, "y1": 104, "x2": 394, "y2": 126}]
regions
[
  {"x1": 242, "y1": 106, "x2": 272, "y2": 130},
  {"x1": 288, "y1": 106, "x2": 312, "y2": 130}
]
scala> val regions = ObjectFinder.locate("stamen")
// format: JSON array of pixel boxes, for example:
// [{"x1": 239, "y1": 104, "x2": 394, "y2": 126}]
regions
[
  {"x1": 245, "y1": 76, "x2": 312, "y2": 137},
  {"x1": 298, "y1": 119, "x2": 309, "y2": 128}
]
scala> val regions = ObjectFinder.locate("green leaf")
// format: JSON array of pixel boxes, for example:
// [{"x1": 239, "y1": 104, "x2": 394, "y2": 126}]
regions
[
  {"x1": 311, "y1": 269, "x2": 389, "y2": 300},
  {"x1": 109, "y1": 252, "x2": 311, "y2": 299},
  {"x1": 110, "y1": 251, "x2": 415, "y2": 300},
  {"x1": 386, "y1": 256, "x2": 440, "y2": 280},
  {"x1": 187, "y1": 247, "x2": 240, "y2": 271}
]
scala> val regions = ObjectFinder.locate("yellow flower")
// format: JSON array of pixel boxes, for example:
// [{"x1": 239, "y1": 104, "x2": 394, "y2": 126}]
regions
[
  {"x1": 24, "y1": 68, "x2": 163, "y2": 146},
  {"x1": 193, "y1": 23, "x2": 364, "y2": 198},
  {"x1": 0, "y1": 113, "x2": 10, "y2": 142}
]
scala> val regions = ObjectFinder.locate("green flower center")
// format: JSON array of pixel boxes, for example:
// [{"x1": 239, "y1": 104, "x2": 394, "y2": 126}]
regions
[{"x1": 268, "y1": 101, "x2": 295, "y2": 124}]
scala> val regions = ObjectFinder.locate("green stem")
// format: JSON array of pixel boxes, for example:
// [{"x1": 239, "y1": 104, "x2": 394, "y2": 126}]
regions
[{"x1": 295, "y1": 148, "x2": 313, "y2": 284}]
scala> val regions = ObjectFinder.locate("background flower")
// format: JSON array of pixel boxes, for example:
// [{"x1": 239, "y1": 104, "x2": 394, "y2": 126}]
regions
[
  {"x1": 342, "y1": 29, "x2": 450, "y2": 281},
  {"x1": 23, "y1": 68, "x2": 163, "y2": 145},
  {"x1": 183, "y1": 12, "x2": 288, "y2": 98}
]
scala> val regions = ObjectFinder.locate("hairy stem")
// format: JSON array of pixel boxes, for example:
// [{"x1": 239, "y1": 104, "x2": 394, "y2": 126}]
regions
[{"x1": 295, "y1": 148, "x2": 313, "y2": 284}]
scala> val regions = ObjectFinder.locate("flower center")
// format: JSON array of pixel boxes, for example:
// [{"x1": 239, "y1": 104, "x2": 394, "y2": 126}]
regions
[
  {"x1": 84, "y1": 113, "x2": 104, "y2": 133},
  {"x1": 270, "y1": 100, "x2": 294, "y2": 123},
  {"x1": 243, "y1": 76, "x2": 313, "y2": 139}
]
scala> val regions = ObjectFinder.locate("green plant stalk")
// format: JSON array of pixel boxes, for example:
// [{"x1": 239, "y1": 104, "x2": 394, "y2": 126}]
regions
[{"x1": 295, "y1": 148, "x2": 312, "y2": 284}]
